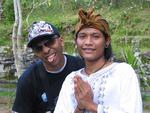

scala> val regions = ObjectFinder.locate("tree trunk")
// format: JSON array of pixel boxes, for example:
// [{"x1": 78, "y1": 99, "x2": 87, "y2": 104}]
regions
[{"x1": 12, "y1": 0, "x2": 24, "y2": 78}]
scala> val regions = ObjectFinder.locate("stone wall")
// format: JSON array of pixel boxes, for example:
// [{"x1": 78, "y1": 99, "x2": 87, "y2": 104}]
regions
[{"x1": 0, "y1": 46, "x2": 37, "y2": 78}]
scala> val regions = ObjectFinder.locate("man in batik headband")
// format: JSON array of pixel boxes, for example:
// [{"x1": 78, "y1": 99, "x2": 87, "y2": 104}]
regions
[
  {"x1": 75, "y1": 8, "x2": 113, "y2": 60},
  {"x1": 54, "y1": 9, "x2": 142, "y2": 113}
]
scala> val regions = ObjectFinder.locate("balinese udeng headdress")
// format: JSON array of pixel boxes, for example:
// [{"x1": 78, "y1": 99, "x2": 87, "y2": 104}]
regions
[{"x1": 75, "y1": 9, "x2": 110, "y2": 38}]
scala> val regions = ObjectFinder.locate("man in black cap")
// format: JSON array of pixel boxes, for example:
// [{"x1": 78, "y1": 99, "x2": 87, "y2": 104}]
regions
[{"x1": 12, "y1": 21, "x2": 84, "y2": 113}]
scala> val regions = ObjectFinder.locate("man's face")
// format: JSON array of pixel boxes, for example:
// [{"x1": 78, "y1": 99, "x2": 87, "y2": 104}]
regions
[
  {"x1": 32, "y1": 35, "x2": 64, "y2": 67},
  {"x1": 76, "y1": 28, "x2": 110, "y2": 62}
]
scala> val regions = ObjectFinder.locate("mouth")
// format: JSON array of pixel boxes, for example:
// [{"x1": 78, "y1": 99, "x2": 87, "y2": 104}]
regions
[
  {"x1": 82, "y1": 48, "x2": 95, "y2": 53},
  {"x1": 46, "y1": 53, "x2": 56, "y2": 63}
]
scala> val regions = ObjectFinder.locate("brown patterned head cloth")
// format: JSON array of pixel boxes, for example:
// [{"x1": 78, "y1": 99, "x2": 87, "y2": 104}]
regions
[{"x1": 75, "y1": 9, "x2": 110, "y2": 37}]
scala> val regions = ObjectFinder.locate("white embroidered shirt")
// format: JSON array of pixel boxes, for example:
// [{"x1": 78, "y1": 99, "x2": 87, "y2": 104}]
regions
[{"x1": 54, "y1": 62, "x2": 143, "y2": 113}]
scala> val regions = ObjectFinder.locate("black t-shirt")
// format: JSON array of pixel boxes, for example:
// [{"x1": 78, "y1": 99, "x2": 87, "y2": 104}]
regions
[{"x1": 12, "y1": 54, "x2": 84, "y2": 113}]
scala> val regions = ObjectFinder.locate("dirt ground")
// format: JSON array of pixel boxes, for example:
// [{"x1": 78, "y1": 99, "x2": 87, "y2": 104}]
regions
[
  {"x1": 0, "y1": 105, "x2": 11, "y2": 113},
  {"x1": 0, "y1": 96, "x2": 12, "y2": 113},
  {"x1": 0, "y1": 105, "x2": 149, "y2": 113}
]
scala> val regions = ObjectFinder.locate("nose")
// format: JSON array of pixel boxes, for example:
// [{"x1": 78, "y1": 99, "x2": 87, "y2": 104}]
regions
[{"x1": 84, "y1": 36, "x2": 92, "y2": 45}]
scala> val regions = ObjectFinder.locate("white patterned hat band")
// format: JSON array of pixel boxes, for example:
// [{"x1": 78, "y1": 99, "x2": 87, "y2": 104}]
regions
[{"x1": 27, "y1": 21, "x2": 60, "y2": 47}]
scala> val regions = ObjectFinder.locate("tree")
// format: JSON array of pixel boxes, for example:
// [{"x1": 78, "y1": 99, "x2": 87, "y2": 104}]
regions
[
  {"x1": 26, "y1": 0, "x2": 50, "y2": 27},
  {"x1": 12, "y1": 0, "x2": 24, "y2": 78}
]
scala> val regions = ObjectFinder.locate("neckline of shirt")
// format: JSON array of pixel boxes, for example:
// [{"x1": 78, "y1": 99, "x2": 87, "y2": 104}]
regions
[
  {"x1": 46, "y1": 55, "x2": 67, "y2": 74},
  {"x1": 80, "y1": 62, "x2": 118, "y2": 76}
]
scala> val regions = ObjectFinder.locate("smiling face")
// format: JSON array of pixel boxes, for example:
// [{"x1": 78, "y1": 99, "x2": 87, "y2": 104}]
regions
[
  {"x1": 33, "y1": 36, "x2": 64, "y2": 68},
  {"x1": 76, "y1": 28, "x2": 110, "y2": 62}
]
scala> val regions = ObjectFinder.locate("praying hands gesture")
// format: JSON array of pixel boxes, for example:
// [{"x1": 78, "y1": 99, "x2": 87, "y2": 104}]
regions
[{"x1": 73, "y1": 76, "x2": 98, "y2": 113}]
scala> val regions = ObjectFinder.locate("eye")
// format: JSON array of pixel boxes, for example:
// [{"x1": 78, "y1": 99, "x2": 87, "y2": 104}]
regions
[
  {"x1": 33, "y1": 45, "x2": 43, "y2": 52},
  {"x1": 92, "y1": 33, "x2": 102, "y2": 39},
  {"x1": 77, "y1": 34, "x2": 86, "y2": 40},
  {"x1": 45, "y1": 39, "x2": 53, "y2": 46},
  {"x1": 93, "y1": 35, "x2": 99, "y2": 39},
  {"x1": 44, "y1": 38, "x2": 56, "y2": 46}
]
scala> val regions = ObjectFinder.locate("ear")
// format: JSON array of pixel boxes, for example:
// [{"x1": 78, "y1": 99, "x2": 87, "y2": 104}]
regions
[
  {"x1": 105, "y1": 36, "x2": 111, "y2": 47},
  {"x1": 59, "y1": 36, "x2": 64, "y2": 47},
  {"x1": 74, "y1": 38, "x2": 77, "y2": 45}
]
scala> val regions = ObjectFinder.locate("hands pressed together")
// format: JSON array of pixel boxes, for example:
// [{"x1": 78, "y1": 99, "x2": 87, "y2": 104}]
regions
[{"x1": 73, "y1": 76, "x2": 98, "y2": 113}]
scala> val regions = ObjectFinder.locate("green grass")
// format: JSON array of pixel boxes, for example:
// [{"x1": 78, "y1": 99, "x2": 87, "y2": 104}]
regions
[
  {"x1": 1, "y1": 4, "x2": 150, "y2": 45},
  {"x1": 143, "y1": 95, "x2": 150, "y2": 102},
  {"x1": 0, "y1": 84, "x2": 16, "y2": 89},
  {"x1": 0, "y1": 91, "x2": 15, "y2": 97}
]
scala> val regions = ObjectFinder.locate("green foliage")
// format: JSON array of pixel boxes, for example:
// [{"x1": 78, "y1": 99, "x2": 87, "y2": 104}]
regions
[
  {"x1": 110, "y1": 6, "x2": 150, "y2": 36},
  {"x1": 64, "y1": 41, "x2": 76, "y2": 55},
  {"x1": 3, "y1": 0, "x2": 14, "y2": 23},
  {"x1": 21, "y1": 0, "x2": 33, "y2": 17},
  {"x1": 121, "y1": 46, "x2": 138, "y2": 68},
  {"x1": 120, "y1": 39, "x2": 150, "y2": 89},
  {"x1": 143, "y1": 95, "x2": 150, "y2": 102},
  {"x1": 0, "y1": 23, "x2": 12, "y2": 46},
  {"x1": 1, "y1": 0, "x2": 149, "y2": 52},
  {"x1": 121, "y1": 46, "x2": 138, "y2": 69},
  {"x1": 1, "y1": 0, "x2": 149, "y2": 46},
  {"x1": 0, "y1": 83, "x2": 16, "y2": 89},
  {"x1": 21, "y1": 0, "x2": 33, "y2": 8}
]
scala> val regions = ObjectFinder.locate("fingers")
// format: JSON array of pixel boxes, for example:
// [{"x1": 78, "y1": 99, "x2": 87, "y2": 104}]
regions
[
  {"x1": 74, "y1": 76, "x2": 83, "y2": 98},
  {"x1": 73, "y1": 75, "x2": 94, "y2": 110},
  {"x1": 74, "y1": 76, "x2": 86, "y2": 93},
  {"x1": 74, "y1": 75, "x2": 92, "y2": 97},
  {"x1": 75, "y1": 76, "x2": 91, "y2": 91}
]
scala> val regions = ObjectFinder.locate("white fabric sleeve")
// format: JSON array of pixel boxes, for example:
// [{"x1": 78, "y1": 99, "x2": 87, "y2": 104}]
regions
[
  {"x1": 54, "y1": 72, "x2": 76, "y2": 113},
  {"x1": 97, "y1": 64, "x2": 143, "y2": 113}
]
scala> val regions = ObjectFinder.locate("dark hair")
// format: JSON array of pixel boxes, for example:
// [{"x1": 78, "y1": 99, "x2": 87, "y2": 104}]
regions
[
  {"x1": 104, "y1": 44, "x2": 113, "y2": 60},
  {"x1": 102, "y1": 31, "x2": 113, "y2": 60}
]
